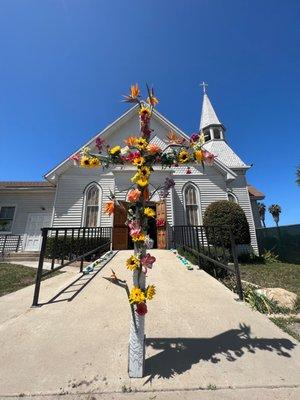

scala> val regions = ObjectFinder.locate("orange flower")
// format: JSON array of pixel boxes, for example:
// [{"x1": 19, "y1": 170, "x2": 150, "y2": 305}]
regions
[
  {"x1": 147, "y1": 143, "x2": 162, "y2": 154},
  {"x1": 130, "y1": 83, "x2": 140, "y2": 98},
  {"x1": 104, "y1": 201, "x2": 115, "y2": 215},
  {"x1": 147, "y1": 95, "x2": 159, "y2": 107},
  {"x1": 124, "y1": 136, "x2": 138, "y2": 147},
  {"x1": 127, "y1": 189, "x2": 141, "y2": 202},
  {"x1": 194, "y1": 150, "x2": 205, "y2": 162}
]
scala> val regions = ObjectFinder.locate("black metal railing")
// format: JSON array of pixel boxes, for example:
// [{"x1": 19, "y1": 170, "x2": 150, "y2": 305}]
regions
[
  {"x1": 32, "y1": 226, "x2": 112, "y2": 306},
  {"x1": 172, "y1": 225, "x2": 243, "y2": 300},
  {"x1": 0, "y1": 234, "x2": 21, "y2": 258}
]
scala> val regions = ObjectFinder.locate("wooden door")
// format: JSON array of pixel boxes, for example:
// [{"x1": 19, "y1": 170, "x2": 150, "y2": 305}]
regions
[
  {"x1": 112, "y1": 201, "x2": 128, "y2": 250},
  {"x1": 156, "y1": 201, "x2": 167, "y2": 249}
]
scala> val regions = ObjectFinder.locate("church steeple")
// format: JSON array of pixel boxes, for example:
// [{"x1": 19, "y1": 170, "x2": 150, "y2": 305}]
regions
[{"x1": 199, "y1": 83, "x2": 225, "y2": 142}]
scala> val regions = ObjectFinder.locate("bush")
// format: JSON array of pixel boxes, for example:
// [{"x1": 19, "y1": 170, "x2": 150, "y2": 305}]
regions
[
  {"x1": 45, "y1": 237, "x2": 110, "y2": 260},
  {"x1": 203, "y1": 200, "x2": 251, "y2": 248}
]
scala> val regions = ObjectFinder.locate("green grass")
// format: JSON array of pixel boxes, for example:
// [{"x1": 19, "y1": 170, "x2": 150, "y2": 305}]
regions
[
  {"x1": 270, "y1": 317, "x2": 300, "y2": 342},
  {"x1": 0, "y1": 263, "x2": 62, "y2": 297},
  {"x1": 240, "y1": 262, "x2": 300, "y2": 310}
]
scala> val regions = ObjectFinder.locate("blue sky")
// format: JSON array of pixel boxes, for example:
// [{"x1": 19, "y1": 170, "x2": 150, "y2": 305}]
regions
[{"x1": 0, "y1": 0, "x2": 299, "y2": 226}]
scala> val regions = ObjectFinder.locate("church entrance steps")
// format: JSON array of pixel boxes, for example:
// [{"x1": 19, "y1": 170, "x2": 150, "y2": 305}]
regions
[{"x1": 0, "y1": 250, "x2": 299, "y2": 397}]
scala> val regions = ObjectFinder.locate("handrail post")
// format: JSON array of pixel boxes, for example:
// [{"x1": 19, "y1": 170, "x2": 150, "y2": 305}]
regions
[
  {"x1": 32, "y1": 228, "x2": 48, "y2": 307},
  {"x1": 80, "y1": 228, "x2": 86, "y2": 272},
  {"x1": 229, "y1": 230, "x2": 243, "y2": 301}
]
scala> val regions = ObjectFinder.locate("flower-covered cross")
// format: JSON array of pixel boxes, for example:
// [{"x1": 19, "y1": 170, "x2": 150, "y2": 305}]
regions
[{"x1": 74, "y1": 83, "x2": 215, "y2": 316}]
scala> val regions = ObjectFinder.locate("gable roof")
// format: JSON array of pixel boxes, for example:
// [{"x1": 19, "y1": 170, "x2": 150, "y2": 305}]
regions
[
  {"x1": 0, "y1": 181, "x2": 55, "y2": 191},
  {"x1": 44, "y1": 103, "x2": 237, "y2": 182}
]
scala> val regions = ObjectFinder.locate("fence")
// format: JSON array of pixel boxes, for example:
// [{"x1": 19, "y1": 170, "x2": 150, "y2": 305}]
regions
[
  {"x1": 256, "y1": 224, "x2": 300, "y2": 264},
  {"x1": 0, "y1": 234, "x2": 21, "y2": 258},
  {"x1": 172, "y1": 225, "x2": 243, "y2": 300},
  {"x1": 32, "y1": 226, "x2": 112, "y2": 306}
]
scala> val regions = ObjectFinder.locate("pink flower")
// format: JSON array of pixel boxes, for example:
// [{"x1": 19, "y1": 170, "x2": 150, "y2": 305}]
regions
[
  {"x1": 128, "y1": 221, "x2": 141, "y2": 237},
  {"x1": 204, "y1": 151, "x2": 216, "y2": 166},
  {"x1": 126, "y1": 151, "x2": 141, "y2": 162},
  {"x1": 141, "y1": 253, "x2": 156, "y2": 268},
  {"x1": 136, "y1": 302, "x2": 147, "y2": 316},
  {"x1": 70, "y1": 154, "x2": 80, "y2": 165},
  {"x1": 127, "y1": 189, "x2": 141, "y2": 202}
]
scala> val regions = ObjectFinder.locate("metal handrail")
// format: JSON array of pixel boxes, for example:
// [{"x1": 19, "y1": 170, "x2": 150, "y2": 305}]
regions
[
  {"x1": 172, "y1": 225, "x2": 243, "y2": 300},
  {"x1": 32, "y1": 226, "x2": 112, "y2": 306}
]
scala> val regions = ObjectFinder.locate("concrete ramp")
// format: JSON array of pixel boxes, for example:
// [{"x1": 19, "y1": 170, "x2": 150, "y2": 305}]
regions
[{"x1": 0, "y1": 250, "x2": 299, "y2": 398}]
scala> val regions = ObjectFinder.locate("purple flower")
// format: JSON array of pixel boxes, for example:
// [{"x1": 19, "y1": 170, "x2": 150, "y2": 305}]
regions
[
  {"x1": 190, "y1": 133, "x2": 199, "y2": 143},
  {"x1": 95, "y1": 137, "x2": 105, "y2": 150},
  {"x1": 164, "y1": 177, "x2": 175, "y2": 191}
]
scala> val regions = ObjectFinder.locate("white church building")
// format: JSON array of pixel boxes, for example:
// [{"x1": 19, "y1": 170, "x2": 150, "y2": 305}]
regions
[{"x1": 0, "y1": 91, "x2": 264, "y2": 253}]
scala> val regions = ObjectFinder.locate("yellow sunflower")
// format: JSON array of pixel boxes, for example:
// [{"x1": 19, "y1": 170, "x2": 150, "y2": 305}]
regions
[
  {"x1": 139, "y1": 165, "x2": 151, "y2": 178},
  {"x1": 132, "y1": 156, "x2": 145, "y2": 167},
  {"x1": 136, "y1": 138, "x2": 148, "y2": 151},
  {"x1": 129, "y1": 287, "x2": 145, "y2": 304},
  {"x1": 136, "y1": 177, "x2": 149, "y2": 187},
  {"x1": 178, "y1": 150, "x2": 190, "y2": 164},
  {"x1": 90, "y1": 157, "x2": 101, "y2": 167},
  {"x1": 131, "y1": 171, "x2": 142, "y2": 183},
  {"x1": 110, "y1": 145, "x2": 121, "y2": 155},
  {"x1": 80, "y1": 156, "x2": 91, "y2": 168},
  {"x1": 146, "y1": 285, "x2": 156, "y2": 300},
  {"x1": 132, "y1": 232, "x2": 145, "y2": 242},
  {"x1": 144, "y1": 207, "x2": 155, "y2": 218},
  {"x1": 126, "y1": 255, "x2": 140, "y2": 271},
  {"x1": 139, "y1": 106, "x2": 151, "y2": 118}
]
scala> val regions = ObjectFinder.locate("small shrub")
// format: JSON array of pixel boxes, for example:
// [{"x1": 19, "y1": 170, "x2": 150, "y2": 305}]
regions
[
  {"x1": 203, "y1": 200, "x2": 251, "y2": 248},
  {"x1": 261, "y1": 249, "x2": 279, "y2": 263}
]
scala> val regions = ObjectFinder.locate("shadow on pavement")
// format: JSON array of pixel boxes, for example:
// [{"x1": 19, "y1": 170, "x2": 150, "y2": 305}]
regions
[
  {"x1": 39, "y1": 264, "x2": 107, "y2": 306},
  {"x1": 144, "y1": 323, "x2": 296, "y2": 383}
]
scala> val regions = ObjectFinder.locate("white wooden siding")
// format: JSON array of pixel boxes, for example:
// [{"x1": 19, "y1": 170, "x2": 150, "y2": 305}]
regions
[
  {"x1": 52, "y1": 167, "x2": 114, "y2": 228},
  {"x1": 228, "y1": 174, "x2": 258, "y2": 252},
  {"x1": 0, "y1": 190, "x2": 55, "y2": 249}
]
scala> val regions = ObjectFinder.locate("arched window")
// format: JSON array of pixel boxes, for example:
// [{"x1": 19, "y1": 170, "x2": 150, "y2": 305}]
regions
[
  {"x1": 85, "y1": 184, "x2": 100, "y2": 227},
  {"x1": 228, "y1": 192, "x2": 238, "y2": 204},
  {"x1": 184, "y1": 184, "x2": 200, "y2": 225}
]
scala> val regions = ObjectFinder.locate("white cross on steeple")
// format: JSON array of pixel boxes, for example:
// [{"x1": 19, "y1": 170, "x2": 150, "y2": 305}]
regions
[{"x1": 199, "y1": 81, "x2": 208, "y2": 94}]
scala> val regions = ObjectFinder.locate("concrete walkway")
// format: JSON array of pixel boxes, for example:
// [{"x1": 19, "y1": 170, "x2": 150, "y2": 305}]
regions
[{"x1": 0, "y1": 250, "x2": 299, "y2": 399}]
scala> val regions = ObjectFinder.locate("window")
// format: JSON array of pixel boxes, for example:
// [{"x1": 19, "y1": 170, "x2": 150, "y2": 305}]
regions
[
  {"x1": 204, "y1": 129, "x2": 211, "y2": 142},
  {"x1": 184, "y1": 184, "x2": 200, "y2": 225},
  {"x1": 85, "y1": 185, "x2": 100, "y2": 227},
  {"x1": 0, "y1": 206, "x2": 15, "y2": 232},
  {"x1": 213, "y1": 128, "x2": 221, "y2": 139},
  {"x1": 228, "y1": 192, "x2": 238, "y2": 203}
]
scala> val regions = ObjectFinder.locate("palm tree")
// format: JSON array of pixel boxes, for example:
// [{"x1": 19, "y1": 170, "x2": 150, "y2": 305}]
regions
[
  {"x1": 296, "y1": 165, "x2": 300, "y2": 186},
  {"x1": 268, "y1": 204, "x2": 281, "y2": 227},
  {"x1": 257, "y1": 202, "x2": 266, "y2": 228}
]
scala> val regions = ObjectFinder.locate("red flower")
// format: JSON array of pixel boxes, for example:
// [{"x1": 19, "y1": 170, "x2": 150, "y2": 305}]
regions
[
  {"x1": 156, "y1": 218, "x2": 165, "y2": 228},
  {"x1": 136, "y1": 302, "x2": 148, "y2": 316}
]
